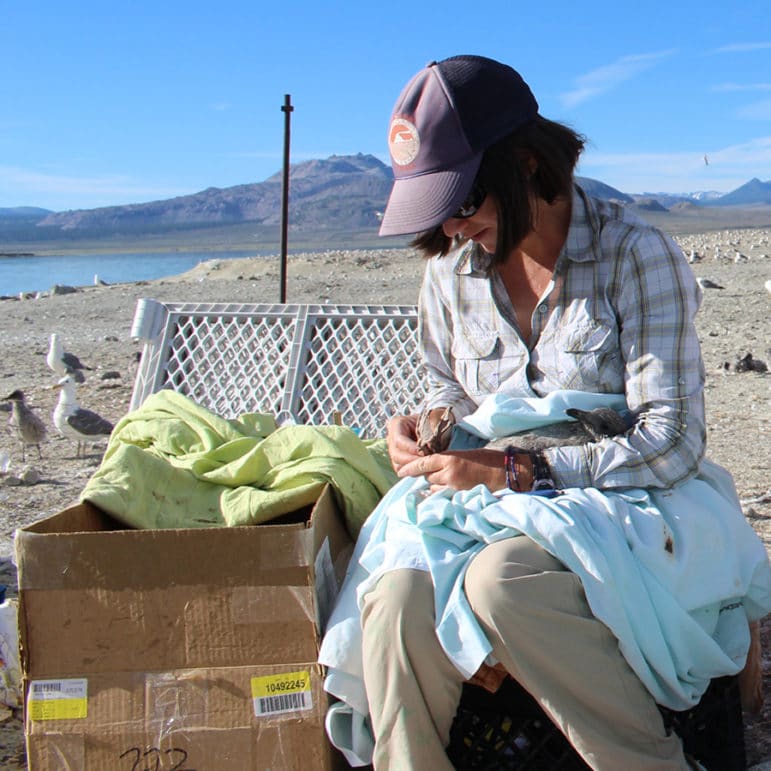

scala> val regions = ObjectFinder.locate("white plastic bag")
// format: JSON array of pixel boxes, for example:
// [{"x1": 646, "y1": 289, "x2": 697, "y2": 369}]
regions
[{"x1": 0, "y1": 599, "x2": 22, "y2": 709}]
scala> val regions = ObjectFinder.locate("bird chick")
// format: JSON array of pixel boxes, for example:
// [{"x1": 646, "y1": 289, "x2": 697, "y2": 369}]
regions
[
  {"x1": 416, "y1": 405, "x2": 629, "y2": 455},
  {"x1": 53, "y1": 375, "x2": 114, "y2": 458},
  {"x1": 733, "y1": 352, "x2": 768, "y2": 374},
  {"x1": 3, "y1": 390, "x2": 47, "y2": 462},
  {"x1": 47, "y1": 333, "x2": 91, "y2": 383},
  {"x1": 416, "y1": 405, "x2": 456, "y2": 455}
]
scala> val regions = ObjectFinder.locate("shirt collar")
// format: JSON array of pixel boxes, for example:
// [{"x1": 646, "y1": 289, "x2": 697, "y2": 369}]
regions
[
  {"x1": 453, "y1": 240, "x2": 492, "y2": 276},
  {"x1": 559, "y1": 184, "x2": 601, "y2": 265}
]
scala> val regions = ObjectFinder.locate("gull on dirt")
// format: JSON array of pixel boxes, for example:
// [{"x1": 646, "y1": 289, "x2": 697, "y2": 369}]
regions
[
  {"x1": 3, "y1": 390, "x2": 47, "y2": 462},
  {"x1": 697, "y1": 277, "x2": 724, "y2": 290},
  {"x1": 53, "y1": 375, "x2": 114, "y2": 458},
  {"x1": 46, "y1": 333, "x2": 91, "y2": 383}
]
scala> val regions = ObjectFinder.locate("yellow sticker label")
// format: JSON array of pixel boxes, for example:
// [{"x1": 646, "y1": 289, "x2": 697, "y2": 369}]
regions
[
  {"x1": 28, "y1": 679, "x2": 88, "y2": 721},
  {"x1": 251, "y1": 670, "x2": 312, "y2": 716}
]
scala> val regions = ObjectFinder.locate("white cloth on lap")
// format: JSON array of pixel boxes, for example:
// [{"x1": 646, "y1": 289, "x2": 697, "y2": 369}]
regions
[{"x1": 318, "y1": 390, "x2": 771, "y2": 766}]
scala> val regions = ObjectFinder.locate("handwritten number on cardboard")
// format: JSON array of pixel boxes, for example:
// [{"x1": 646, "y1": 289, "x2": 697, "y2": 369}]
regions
[
  {"x1": 165, "y1": 749, "x2": 194, "y2": 771},
  {"x1": 119, "y1": 747, "x2": 195, "y2": 771}
]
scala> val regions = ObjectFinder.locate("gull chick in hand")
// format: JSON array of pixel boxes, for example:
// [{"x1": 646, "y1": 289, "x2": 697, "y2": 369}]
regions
[{"x1": 53, "y1": 375, "x2": 114, "y2": 458}]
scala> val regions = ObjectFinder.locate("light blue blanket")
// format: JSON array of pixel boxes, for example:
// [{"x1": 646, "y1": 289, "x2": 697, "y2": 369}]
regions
[{"x1": 318, "y1": 391, "x2": 771, "y2": 767}]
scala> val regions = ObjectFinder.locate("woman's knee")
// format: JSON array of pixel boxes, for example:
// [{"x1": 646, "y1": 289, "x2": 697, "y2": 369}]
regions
[
  {"x1": 464, "y1": 537, "x2": 566, "y2": 622},
  {"x1": 361, "y1": 569, "x2": 436, "y2": 645}
]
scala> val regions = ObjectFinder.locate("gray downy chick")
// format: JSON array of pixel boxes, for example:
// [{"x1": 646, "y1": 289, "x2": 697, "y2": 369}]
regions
[
  {"x1": 485, "y1": 407, "x2": 629, "y2": 451},
  {"x1": 417, "y1": 405, "x2": 629, "y2": 455}
]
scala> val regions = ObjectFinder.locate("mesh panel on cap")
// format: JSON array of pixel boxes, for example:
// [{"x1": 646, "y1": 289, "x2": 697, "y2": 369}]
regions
[{"x1": 436, "y1": 55, "x2": 538, "y2": 151}]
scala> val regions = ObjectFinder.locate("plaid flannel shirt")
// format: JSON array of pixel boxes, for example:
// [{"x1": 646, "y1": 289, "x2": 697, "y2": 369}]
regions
[{"x1": 418, "y1": 185, "x2": 706, "y2": 490}]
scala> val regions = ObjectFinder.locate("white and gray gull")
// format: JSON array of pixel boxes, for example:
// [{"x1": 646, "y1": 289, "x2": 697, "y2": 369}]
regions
[
  {"x1": 47, "y1": 333, "x2": 91, "y2": 383},
  {"x1": 3, "y1": 389, "x2": 48, "y2": 461},
  {"x1": 53, "y1": 375, "x2": 114, "y2": 458}
]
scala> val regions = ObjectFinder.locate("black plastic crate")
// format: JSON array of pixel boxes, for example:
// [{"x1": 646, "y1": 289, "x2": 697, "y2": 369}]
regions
[
  {"x1": 661, "y1": 676, "x2": 746, "y2": 771},
  {"x1": 447, "y1": 676, "x2": 745, "y2": 770}
]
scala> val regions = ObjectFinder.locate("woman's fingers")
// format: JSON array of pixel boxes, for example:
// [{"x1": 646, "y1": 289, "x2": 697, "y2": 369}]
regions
[
  {"x1": 398, "y1": 454, "x2": 435, "y2": 478},
  {"x1": 399, "y1": 449, "x2": 506, "y2": 491},
  {"x1": 386, "y1": 414, "x2": 421, "y2": 470}
]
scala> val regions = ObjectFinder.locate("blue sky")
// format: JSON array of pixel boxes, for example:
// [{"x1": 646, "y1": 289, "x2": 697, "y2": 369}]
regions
[{"x1": 1, "y1": 0, "x2": 770, "y2": 211}]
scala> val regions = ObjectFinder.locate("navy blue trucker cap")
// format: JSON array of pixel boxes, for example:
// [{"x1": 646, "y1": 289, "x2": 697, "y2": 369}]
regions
[{"x1": 379, "y1": 55, "x2": 538, "y2": 236}]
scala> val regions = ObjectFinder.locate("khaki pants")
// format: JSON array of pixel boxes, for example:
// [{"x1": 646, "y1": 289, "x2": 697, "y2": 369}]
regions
[{"x1": 360, "y1": 536, "x2": 691, "y2": 771}]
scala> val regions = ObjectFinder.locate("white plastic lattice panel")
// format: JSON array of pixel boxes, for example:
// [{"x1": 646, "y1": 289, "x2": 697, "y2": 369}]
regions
[{"x1": 130, "y1": 300, "x2": 428, "y2": 438}]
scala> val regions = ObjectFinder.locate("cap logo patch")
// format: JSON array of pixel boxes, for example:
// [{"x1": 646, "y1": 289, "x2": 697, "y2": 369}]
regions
[{"x1": 388, "y1": 118, "x2": 420, "y2": 166}]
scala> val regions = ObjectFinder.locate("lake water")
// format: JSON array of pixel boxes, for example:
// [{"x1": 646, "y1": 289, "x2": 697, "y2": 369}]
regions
[{"x1": 0, "y1": 249, "x2": 273, "y2": 296}]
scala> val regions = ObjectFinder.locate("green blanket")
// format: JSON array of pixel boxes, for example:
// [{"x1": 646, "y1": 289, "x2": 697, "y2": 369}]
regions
[{"x1": 81, "y1": 390, "x2": 397, "y2": 536}]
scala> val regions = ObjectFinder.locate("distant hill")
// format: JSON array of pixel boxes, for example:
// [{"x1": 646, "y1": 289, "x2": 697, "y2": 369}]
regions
[
  {"x1": 35, "y1": 154, "x2": 393, "y2": 234},
  {"x1": 0, "y1": 206, "x2": 52, "y2": 218},
  {"x1": 632, "y1": 198, "x2": 669, "y2": 212},
  {"x1": 0, "y1": 206, "x2": 56, "y2": 245},
  {"x1": 2, "y1": 158, "x2": 771, "y2": 248},
  {"x1": 28, "y1": 164, "x2": 632, "y2": 236},
  {"x1": 575, "y1": 177, "x2": 632, "y2": 203},
  {"x1": 631, "y1": 193, "x2": 695, "y2": 208},
  {"x1": 706, "y1": 178, "x2": 771, "y2": 207},
  {"x1": 669, "y1": 201, "x2": 702, "y2": 213}
]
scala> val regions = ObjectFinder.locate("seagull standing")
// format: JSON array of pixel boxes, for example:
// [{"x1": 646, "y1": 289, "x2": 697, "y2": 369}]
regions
[
  {"x1": 46, "y1": 333, "x2": 91, "y2": 383},
  {"x1": 3, "y1": 390, "x2": 47, "y2": 461},
  {"x1": 53, "y1": 375, "x2": 114, "y2": 458}
]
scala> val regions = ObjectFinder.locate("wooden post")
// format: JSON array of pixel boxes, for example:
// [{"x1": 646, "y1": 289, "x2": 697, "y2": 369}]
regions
[{"x1": 280, "y1": 94, "x2": 293, "y2": 303}]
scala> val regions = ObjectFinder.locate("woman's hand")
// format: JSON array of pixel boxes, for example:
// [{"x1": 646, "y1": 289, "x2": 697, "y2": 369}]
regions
[
  {"x1": 386, "y1": 414, "x2": 422, "y2": 472},
  {"x1": 398, "y1": 448, "x2": 508, "y2": 493}
]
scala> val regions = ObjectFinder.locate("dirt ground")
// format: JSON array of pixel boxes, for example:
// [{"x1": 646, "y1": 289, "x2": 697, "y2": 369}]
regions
[{"x1": 0, "y1": 229, "x2": 769, "y2": 768}]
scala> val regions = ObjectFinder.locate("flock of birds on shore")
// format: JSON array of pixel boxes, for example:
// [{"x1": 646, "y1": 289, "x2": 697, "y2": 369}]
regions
[{"x1": 2, "y1": 334, "x2": 115, "y2": 465}]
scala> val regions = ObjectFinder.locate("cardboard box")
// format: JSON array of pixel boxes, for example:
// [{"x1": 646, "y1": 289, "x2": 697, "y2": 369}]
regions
[{"x1": 16, "y1": 484, "x2": 352, "y2": 770}]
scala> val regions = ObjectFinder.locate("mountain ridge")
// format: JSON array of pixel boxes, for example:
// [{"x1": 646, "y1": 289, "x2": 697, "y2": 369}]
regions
[
  {"x1": 1, "y1": 156, "x2": 770, "y2": 244},
  {"x1": 34, "y1": 154, "x2": 393, "y2": 233},
  {"x1": 709, "y1": 177, "x2": 771, "y2": 206}
]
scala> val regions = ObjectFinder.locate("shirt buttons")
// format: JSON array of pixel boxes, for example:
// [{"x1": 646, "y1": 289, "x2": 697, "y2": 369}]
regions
[{"x1": 538, "y1": 304, "x2": 548, "y2": 314}]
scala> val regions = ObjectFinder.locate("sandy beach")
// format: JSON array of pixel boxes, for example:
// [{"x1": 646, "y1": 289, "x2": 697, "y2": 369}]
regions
[{"x1": 0, "y1": 232, "x2": 769, "y2": 768}]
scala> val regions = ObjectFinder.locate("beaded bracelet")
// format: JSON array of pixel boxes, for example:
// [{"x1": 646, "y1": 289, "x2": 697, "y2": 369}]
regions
[{"x1": 503, "y1": 446, "x2": 520, "y2": 491}]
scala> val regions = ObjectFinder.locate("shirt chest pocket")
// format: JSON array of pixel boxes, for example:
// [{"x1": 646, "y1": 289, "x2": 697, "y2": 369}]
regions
[
  {"x1": 556, "y1": 321, "x2": 620, "y2": 389},
  {"x1": 452, "y1": 334, "x2": 500, "y2": 396}
]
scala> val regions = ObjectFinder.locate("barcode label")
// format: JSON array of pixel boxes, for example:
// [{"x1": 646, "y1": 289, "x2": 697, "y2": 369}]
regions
[
  {"x1": 33, "y1": 682, "x2": 62, "y2": 693},
  {"x1": 251, "y1": 670, "x2": 313, "y2": 717},
  {"x1": 29, "y1": 679, "x2": 86, "y2": 701},
  {"x1": 255, "y1": 691, "x2": 310, "y2": 716},
  {"x1": 28, "y1": 678, "x2": 88, "y2": 721}
]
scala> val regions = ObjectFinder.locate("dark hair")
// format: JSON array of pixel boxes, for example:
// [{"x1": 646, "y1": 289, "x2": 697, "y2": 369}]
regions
[{"x1": 410, "y1": 116, "x2": 586, "y2": 262}]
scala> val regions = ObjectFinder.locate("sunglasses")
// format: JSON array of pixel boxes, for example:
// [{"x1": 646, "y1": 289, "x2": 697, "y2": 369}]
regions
[{"x1": 452, "y1": 182, "x2": 486, "y2": 219}]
